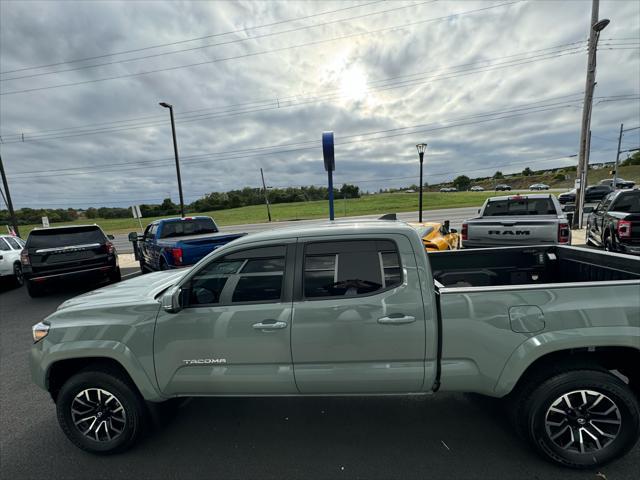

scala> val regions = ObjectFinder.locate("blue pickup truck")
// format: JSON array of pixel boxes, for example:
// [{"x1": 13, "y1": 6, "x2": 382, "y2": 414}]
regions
[{"x1": 128, "y1": 216, "x2": 245, "y2": 272}]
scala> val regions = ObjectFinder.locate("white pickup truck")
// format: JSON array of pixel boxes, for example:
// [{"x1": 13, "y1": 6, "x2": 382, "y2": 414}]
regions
[{"x1": 462, "y1": 194, "x2": 571, "y2": 248}]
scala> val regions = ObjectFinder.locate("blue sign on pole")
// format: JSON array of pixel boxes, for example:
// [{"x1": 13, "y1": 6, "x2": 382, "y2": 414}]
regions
[{"x1": 322, "y1": 132, "x2": 335, "y2": 220}]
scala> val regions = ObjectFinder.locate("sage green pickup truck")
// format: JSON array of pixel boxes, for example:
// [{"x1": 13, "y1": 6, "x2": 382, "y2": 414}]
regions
[{"x1": 30, "y1": 221, "x2": 640, "y2": 468}]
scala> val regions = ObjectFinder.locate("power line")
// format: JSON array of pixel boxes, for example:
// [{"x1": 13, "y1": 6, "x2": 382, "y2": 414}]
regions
[
  {"x1": 0, "y1": 1, "x2": 436, "y2": 82},
  {"x1": 1, "y1": 42, "x2": 589, "y2": 144},
  {"x1": 8, "y1": 94, "x2": 637, "y2": 183},
  {"x1": 7, "y1": 92, "x2": 589, "y2": 176},
  {"x1": 0, "y1": 39, "x2": 593, "y2": 140},
  {"x1": 0, "y1": 0, "x2": 385, "y2": 75},
  {"x1": 9, "y1": 151, "x2": 609, "y2": 207},
  {"x1": 0, "y1": 1, "x2": 522, "y2": 96}
]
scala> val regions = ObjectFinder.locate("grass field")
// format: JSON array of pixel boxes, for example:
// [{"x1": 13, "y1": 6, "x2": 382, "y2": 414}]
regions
[
  {"x1": 15, "y1": 164, "x2": 640, "y2": 236},
  {"x1": 18, "y1": 190, "x2": 531, "y2": 235}
]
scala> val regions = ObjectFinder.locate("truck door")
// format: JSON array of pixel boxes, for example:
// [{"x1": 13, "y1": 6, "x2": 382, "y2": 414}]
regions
[
  {"x1": 291, "y1": 235, "x2": 427, "y2": 394},
  {"x1": 140, "y1": 224, "x2": 154, "y2": 266},
  {"x1": 154, "y1": 242, "x2": 297, "y2": 395}
]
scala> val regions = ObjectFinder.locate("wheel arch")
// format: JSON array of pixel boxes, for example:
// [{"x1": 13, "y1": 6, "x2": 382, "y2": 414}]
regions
[
  {"x1": 499, "y1": 345, "x2": 640, "y2": 399},
  {"x1": 494, "y1": 328, "x2": 640, "y2": 397}
]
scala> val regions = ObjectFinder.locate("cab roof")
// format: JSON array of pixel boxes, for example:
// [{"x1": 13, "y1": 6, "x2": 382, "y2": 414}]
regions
[{"x1": 227, "y1": 219, "x2": 418, "y2": 246}]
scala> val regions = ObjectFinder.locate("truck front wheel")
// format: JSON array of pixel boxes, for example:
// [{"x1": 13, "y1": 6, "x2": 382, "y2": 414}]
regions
[
  {"x1": 56, "y1": 369, "x2": 146, "y2": 454},
  {"x1": 518, "y1": 370, "x2": 640, "y2": 468}
]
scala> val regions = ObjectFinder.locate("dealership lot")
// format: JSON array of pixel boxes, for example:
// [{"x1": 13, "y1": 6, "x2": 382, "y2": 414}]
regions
[{"x1": 1, "y1": 266, "x2": 638, "y2": 480}]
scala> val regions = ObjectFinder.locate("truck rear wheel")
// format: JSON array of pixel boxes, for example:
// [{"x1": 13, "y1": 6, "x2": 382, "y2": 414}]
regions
[
  {"x1": 56, "y1": 369, "x2": 146, "y2": 454},
  {"x1": 516, "y1": 370, "x2": 640, "y2": 468},
  {"x1": 26, "y1": 280, "x2": 43, "y2": 297}
]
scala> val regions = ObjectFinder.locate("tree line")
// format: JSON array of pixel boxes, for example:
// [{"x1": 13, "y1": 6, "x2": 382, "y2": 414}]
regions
[{"x1": 1, "y1": 184, "x2": 360, "y2": 224}]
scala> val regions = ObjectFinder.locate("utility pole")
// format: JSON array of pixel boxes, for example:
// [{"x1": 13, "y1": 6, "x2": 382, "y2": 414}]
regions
[
  {"x1": 0, "y1": 154, "x2": 20, "y2": 237},
  {"x1": 573, "y1": 0, "x2": 609, "y2": 229},
  {"x1": 613, "y1": 123, "x2": 623, "y2": 190},
  {"x1": 159, "y1": 102, "x2": 185, "y2": 217},
  {"x1": 416, "y1": 143, "x2": 428, "y2": 223},
  {"x1": 260, "y1": 168, "x2": 272, "y2": 222}
]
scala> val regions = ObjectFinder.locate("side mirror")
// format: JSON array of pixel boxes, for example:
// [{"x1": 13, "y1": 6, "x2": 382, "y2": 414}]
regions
[
  {"x1": 450, "y1": 228, "x2": 458, "y2": 234},
  {"x1": 161, "y1": 285, "x2": 183, "y2": 314},
  {"x1": 128, "y1": 232, "x2": 139, "y2": 242},
  {"x1": 107, "y1": 234, "x2": 115, "y2": 240},
  {"x1": 583, "y1": 206, "x2": 594, "y2": 213}
]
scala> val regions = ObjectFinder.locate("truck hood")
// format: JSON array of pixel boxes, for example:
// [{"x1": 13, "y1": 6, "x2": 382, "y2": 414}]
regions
[{"x1": 57, "y1": 269, "x2": 189, "y2": 311}]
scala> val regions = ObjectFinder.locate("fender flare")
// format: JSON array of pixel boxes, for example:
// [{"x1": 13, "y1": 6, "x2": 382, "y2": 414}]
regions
[
  {"x1": 41, "y1": 340, "x2": 166, "y2": 402},
  {"x1": 493, "y1": 326, "x2": 640, "y2": 397}
]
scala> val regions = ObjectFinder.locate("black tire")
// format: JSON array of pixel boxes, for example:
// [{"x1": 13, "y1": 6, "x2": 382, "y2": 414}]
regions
[
  {"x1": 604, "y1": 233, "x2": 615, "y2": 252},
  {"x1": 139, "y1": 259, "x2": 149, "y2": 274},
  {"x1": 12, "y1": 263, "x2": 24, "y2": 287},
  {"x1": 514, "y1": 370, "x2": 640, "y2": 469},
  {"x1": 26, "y1": 280, "x2": 43, "y2": 297},
  {"x1": 108, "y1": 267, "x2": 122, "y2": 283},
  {"x1": 56, "y1": 369, "x2": 146, "y2": 454}
]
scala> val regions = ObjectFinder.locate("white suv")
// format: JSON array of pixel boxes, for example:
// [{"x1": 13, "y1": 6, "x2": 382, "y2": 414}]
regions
[{"x1": 0, "y1": 234, "x2": 25, "y2": 287}]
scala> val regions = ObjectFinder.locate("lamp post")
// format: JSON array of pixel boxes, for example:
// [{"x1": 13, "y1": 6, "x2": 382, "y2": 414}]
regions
[
  {"x1": 159, "y1": 102, "x2": 185, "y2": 218},
  {"x1": 416, "y1": 143, "x2": 428, "y2": 222},
  {"x1": 573, "y1": 0, "x2": 609, "y2": 229}
]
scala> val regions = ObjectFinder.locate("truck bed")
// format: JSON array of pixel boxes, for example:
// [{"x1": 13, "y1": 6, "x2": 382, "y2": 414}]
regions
[{"x1": 429, "y1": 245, "x2": 640, "y2": 288}]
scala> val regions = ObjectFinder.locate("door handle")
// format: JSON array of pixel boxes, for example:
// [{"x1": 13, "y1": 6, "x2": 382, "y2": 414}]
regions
[
  {"x1": 377, "y1": 315, "x2": 416, "y2": 325},
  {"x1": 252, "y1": 319, "x2": 288, "y2": 331}
]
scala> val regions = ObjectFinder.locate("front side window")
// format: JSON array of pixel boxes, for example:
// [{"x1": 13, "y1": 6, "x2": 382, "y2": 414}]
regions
[
  {"x1": 187, "y1": 246, "x2": 286, "y2": 306},
  {"x1": 303, "y1": 240, "x2": 402, "y2": 298}
]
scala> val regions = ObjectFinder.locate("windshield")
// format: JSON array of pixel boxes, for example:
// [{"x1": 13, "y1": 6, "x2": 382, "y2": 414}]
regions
[
  {"x1": 27, "y1": 227, "x2": 105, "y2": 249},
  {"x1": 611, "y1": 193, "x2": 640, "y2": 213},
  {"x1": 483, "y1": 197, "x2": 557, "y2": 216},
  {"x1": 159, "y1": 218, "x2": 219, "y2": 238}
]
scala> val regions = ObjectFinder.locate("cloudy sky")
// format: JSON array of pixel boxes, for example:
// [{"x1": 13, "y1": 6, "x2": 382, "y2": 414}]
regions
[{"x1": 1, "y1": 0, "x2": 639, "y2": 209}]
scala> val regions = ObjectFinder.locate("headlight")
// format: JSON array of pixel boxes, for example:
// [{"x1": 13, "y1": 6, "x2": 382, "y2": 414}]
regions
[{"x1": 32, "y1": 322, "x2": 49, "y2": 343}]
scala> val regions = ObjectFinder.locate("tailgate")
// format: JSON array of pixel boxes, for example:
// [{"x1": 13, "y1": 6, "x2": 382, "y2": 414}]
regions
[{"x1": 467, "y1": 218, "x2": 560, "y2": 246}]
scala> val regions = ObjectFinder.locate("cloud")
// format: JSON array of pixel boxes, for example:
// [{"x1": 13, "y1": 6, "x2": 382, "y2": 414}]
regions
[{"x1": 0, "y1": 0, "x2": 638, "y2": 208}]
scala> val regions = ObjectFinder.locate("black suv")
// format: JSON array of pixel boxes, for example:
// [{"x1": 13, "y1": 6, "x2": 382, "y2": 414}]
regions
[
  {"x1": 495, "y1": 184, "x2": 512, "y2": 191},
  {"x1": 21, "y1": 225, "x2": 120, "y2": 297}
]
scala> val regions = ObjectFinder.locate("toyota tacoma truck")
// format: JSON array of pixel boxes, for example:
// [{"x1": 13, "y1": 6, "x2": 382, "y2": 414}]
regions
[
  {"x1": 128, "y1": 216, "x2": 246, "y2": 272},
  {"x1": 461, "y1": 194, "x2": 571, "y2": 248},
  {"x1": 31, "y1": 221, "x2": 640, "y2": 468}
]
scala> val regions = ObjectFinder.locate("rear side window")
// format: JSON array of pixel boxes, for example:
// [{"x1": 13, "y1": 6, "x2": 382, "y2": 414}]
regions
[
  {"x1": 611, "y1": 193, "x2": 640, "y2": 213},
  {"x1": 188, "y1": 246, "x2": 286, "y2": 306},
  {"x1": 483, "y1": 197, "x2": 557, "y2": 216},
  {"x1": 27, "y1": 227, "x2": 105, "y2": 249},
  {"x1": 0, "y1": 238, "x2": 10, "y2": 251},
  {"x1": 159, "y1": 218, "x2": 218, "y2": 239},
  {"x1": 4, "y1": 237, "x2": 21, "y2": 249},
  {"x1": 303, "y1": 240, "x2": 402, "y2": 298}
]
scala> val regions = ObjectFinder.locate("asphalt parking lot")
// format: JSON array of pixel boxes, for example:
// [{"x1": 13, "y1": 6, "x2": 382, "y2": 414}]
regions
[{"x1": 1, "y1": 267, "x2": 638, "y2": 480}]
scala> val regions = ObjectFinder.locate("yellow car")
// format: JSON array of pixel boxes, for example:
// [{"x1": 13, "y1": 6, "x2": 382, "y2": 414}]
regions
[{"x1": 409, "y1": 221, "x2": 460, "y2": 252}]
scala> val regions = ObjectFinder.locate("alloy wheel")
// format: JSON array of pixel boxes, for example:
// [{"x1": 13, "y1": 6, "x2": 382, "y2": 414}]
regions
[
  {"x1": 71, "y1": 388, "x2": 127, "y2": 442},
  {"x1": 545, "y1": 389, "x2": 621, "y2": 454}
]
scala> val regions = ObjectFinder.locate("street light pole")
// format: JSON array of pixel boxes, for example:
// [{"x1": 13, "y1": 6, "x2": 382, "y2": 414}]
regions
[
  {"x1": 159, "y1": 102, "x2": 185, "y2": 218},
  {"x1": 573, "y1": 0, "x2": 609, "y2": 229},
  {"x1": 416, "y1": 143, "x2": 428, "y2": 222},
  {"x1": 0, "y1": 154, "x2": 20, "y2": 237}
]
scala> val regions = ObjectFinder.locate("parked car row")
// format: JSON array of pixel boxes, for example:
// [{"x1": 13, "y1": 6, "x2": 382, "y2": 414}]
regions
[
  {"x1": 1, "y1": 216, "x2": 245, "y2": 297},
  {"x1": 557, "y1": 185, "x2": 613, "y2": 204}
]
